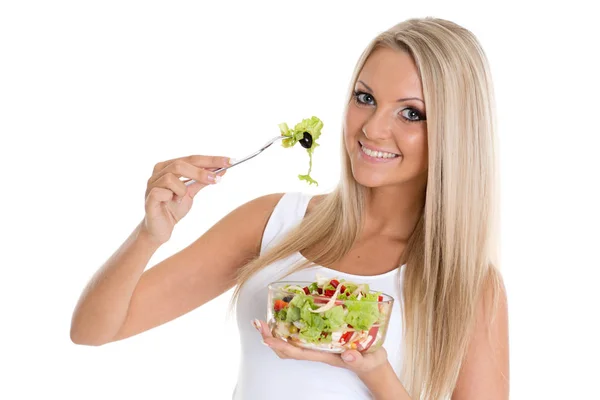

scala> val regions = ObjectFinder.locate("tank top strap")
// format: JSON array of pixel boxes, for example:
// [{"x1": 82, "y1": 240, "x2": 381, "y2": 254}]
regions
[{"x1": 260, "y1": 192, "x2": 312, "y2": 254}]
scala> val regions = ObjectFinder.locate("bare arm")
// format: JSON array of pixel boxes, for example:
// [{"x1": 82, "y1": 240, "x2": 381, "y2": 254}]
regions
[
  {"x1": 358, "y1": 278, "x2": 509, "y2": 400},
  {"x1": 69, "y1": 221, "x2": 161, "y2": 345},
  {"x1": 70, "y1": 193, "x2": 284, "y2": 346},
  {"x1": 452, "y1": 279, "x2": 510, "y2": 399}
]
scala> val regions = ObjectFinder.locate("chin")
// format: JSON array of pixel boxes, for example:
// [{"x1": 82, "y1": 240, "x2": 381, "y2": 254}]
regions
[
  {"x1": 348, "y1": 153, "x2": 396, "y2": 188},
  {"x1": 350, "y1": 163, "x2": 426, "y2": 189},
  {"x1": 351, "y1": 167, "x2": 391, "y2": 188}
]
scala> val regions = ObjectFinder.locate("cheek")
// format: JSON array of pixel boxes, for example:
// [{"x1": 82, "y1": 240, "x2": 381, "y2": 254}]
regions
[
  {"x1": 403, "y1": 129, "x2": 428, "y2": 169},
  {"x1": 419, "y1": 129, "x2": 429, "y2": 164},
  {"x1": 343, "y1": 107, "x2": 359, "y2": 151},
  {"x1": 344, "y1": 105, "x2": 363, "y2": 138},
  {"x1": 415, "y1": 134, "x2": 429, "y2": 169}
]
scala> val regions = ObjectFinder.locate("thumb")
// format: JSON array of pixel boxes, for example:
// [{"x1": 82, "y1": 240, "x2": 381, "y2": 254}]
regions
[
  {"x1": 187, "y1": 181, "x2": 207, "y2": 199},
  {"x1": 341, "y1": 350, "x2": 363, "y2": 365}
]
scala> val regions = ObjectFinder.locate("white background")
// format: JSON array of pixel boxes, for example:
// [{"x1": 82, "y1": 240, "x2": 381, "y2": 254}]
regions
[{"x1": 1, "y1": 1, "x2": 599, "y2": 399}]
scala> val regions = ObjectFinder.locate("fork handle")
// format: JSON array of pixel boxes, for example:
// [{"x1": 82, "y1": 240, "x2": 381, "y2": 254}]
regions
[{"x1": 184, "y1": 136, "x2": 283, "y2": 186}]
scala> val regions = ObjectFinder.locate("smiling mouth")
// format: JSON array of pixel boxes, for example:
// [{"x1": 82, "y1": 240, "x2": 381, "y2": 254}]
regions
[{"x1": 358, "y1": 141, "x2": 401, "y2": 159}]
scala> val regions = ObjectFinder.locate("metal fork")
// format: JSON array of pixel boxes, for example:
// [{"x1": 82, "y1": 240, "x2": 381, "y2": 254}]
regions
[{"x1": 184, "y1": 135, "x2": 284, "y2": 186}]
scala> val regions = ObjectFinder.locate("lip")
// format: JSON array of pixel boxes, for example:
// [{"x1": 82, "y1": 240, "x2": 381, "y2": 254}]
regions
[
  {"x1": 357, "y1": 141, "x2": 401, "y2": 164},
  {"x1": 358, "y1": 141, "x2": 401, "y2": 156}
]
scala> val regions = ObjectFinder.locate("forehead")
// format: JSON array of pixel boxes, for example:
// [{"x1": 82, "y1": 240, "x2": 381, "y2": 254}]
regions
[{"x1": 358, "y1": 47, "x2": 422, "y2": 97}]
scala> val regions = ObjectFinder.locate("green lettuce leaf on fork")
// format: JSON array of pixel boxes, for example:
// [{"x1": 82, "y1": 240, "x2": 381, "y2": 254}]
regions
[{"x1": 278, "y1": 116, "x2": 323, "y2": 186}]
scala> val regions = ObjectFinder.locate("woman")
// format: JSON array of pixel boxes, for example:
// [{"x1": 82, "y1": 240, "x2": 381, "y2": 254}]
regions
[{"x1": 70, "y1": 17, "x2": 509, "y2": 400}]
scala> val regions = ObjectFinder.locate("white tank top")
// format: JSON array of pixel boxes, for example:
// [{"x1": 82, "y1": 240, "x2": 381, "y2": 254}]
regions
[{"x1": 232, "y1": 192, "x2": 406, "y2": 399}]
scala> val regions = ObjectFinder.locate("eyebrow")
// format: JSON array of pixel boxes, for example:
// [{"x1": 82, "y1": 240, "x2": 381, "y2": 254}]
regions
[{"x1": 357, "y1": 80, "x2": 424, "y2": 104}]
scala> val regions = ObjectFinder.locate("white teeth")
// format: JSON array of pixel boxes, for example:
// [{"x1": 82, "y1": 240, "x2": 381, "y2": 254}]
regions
[{"x1": 361, "y1": 145, "x2": 398, "y2": 159}]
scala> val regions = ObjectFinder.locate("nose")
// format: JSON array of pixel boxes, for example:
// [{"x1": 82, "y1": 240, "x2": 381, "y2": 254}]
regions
[{"x1": 361, "y1": 108, "x2": 394, "y2": 141}]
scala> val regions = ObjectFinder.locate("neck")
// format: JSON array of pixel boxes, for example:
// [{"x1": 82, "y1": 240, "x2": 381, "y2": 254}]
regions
[{"x1": 363, "y1": 180, "x2": 426, "y2": 240}]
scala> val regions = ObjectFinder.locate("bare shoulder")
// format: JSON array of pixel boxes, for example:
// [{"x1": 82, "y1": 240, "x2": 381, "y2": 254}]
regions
[
  {"x1": 245, "y1": 192, "x2": 287, "y2": 216},
  {"x1": 306, "y1": 194, "x2": 327, "y2": 215},
  {"x1": 233, "y1": 191, "x2": 286, "y2": 230},
  {"x1": 200, "y1": 191, "x2": 287, "y2": 258},
  {"x1": 236, "y1": 192, "x2": 287, "y2": 227}
]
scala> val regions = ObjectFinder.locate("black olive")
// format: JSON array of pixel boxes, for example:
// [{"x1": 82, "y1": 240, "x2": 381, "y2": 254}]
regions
[
  {"x1": 282, "y1": 295, "x2": 293, "y2": 303},
  {"x1": 299, "y1": 131, "x2": 313, "y2": 149}
]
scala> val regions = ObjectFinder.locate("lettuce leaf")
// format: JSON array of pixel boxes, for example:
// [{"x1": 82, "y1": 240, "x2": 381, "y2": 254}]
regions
[
  {"x1": 280, "y1": 279, "x2": 385, "y2": 343},
  {"x1": 275, "y1": 309, "x2": 287, "y2": 321},
  {"x1": 324, "y1": 305, "x2": 345, "y2": 330},
  {"x1": 299, "y1": 326, "x2": 322, "y2": 342},
  {"x1": 285, "y1": 305, "x2": 301, "y2": 323},
  {"x1": 299, "y1": 311, "x2": 328, "y2": 343},
  {"x1": 278, "y1": 116, "x2": 323, "y2": 185},
  {"x1": 344, "y1": 295, "x2": 380, "y2": 331},
  {"x1": 290, "y1": 293, "x2": 314, "y2": 309},
  {"x1": 300, "y1": 301, "x2": 316, "y2": 323},
  {"x1": 345, "y1": 309, "x2": 378, "y2": 331}
]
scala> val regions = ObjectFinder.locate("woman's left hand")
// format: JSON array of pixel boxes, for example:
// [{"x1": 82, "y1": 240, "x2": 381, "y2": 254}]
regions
[{"x1": 252, "y1": 319, "x2": 389, "y2": 377}]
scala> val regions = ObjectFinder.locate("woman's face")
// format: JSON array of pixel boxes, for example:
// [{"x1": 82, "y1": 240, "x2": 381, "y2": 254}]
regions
[{"x1": 344, "y1": 47, "x2": 428, "y2": 188}]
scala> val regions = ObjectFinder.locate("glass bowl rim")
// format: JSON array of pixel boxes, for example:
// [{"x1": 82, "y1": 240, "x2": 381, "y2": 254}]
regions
[{"x1": 268, "y1": 280, "x2": 394, "y2": 303}]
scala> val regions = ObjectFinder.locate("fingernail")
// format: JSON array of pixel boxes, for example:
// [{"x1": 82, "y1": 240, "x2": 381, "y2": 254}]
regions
[
  {"x1": 342, "y1": 353, "x2": 355, "y2": 362},
  {"x1": 215, "y1": 175, "x2": 222, "y2": 183},
  {"x1": 229, "y1": 158, "x2": 237, "y2": 165},
  {"x1": 262, "y1": 340, "x2": 271, "y2": 347},
  {"x1": 207, "y1": 174, "x2": 216, "y2": 182},
  {"x1": 252, "y1": 319, "x2": 262, "y2": 332}
]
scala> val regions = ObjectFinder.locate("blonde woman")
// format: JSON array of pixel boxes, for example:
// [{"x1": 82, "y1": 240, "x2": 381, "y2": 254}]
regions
[{"x1": 71, "y1": 17, "x2": 509, "y2": 400}]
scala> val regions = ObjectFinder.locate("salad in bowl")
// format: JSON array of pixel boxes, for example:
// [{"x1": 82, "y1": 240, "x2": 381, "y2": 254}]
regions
[{"x1": 266, "y1": 275, "x2": 394, "y2": 354}]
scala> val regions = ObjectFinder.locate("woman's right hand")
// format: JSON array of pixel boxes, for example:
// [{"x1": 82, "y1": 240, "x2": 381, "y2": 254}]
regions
[{"x1": 141, "y1": 155, "x2": 231, "y2": 245}]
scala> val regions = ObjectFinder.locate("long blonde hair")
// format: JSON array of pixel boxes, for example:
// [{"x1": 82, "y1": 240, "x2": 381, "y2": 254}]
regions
[{"x1": 229, "y1": 17, "x2": 502, "y2": 400}]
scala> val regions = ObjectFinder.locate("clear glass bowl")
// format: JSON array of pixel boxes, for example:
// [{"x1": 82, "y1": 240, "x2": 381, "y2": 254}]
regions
[{"x1": 267, "y1": 280, "x2": 394, "y2": 354}]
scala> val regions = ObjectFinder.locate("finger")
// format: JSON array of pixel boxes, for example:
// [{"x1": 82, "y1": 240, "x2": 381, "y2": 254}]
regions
[
  {"x1": 145, "y1": 187, "x2": 175, "y2": 213},
  {"x1": 267, "y1": 340, "x2": 347, "y2": 367},
  {"x1": 185, "y1": 155, "x2": 232, "y2": 169},
  {"x1": 252, "y1": 319, "x2": 275, "y2": 340},
  {"x1": 180, "y1": 168, "x2": 227, "y2": 186},
  {"x1": 252, "y1": 320, "x2": 345, "y2": 366},
  {"x1": 272, "y1": 349, "x2": 290, "y2": 359},
  {"x1": 253, "y1": 320, "x2": 291, "y2": 352},
  {"x1": 208, "y1": 167, "x2": 229, "y2": 174},
  {"x1": 150, "y1": 160, "x2": 221, "y2": 187},
  {"x1": 181, "y1": 181, "x2": 204, "y2": 201},
  {"x1": 341, "y1": 349, "x2": 362, "y2": 364},
  {"x1": 154, "y1": 155, "x2": 231, "y2": 175},
  {"x1": 151, "y1": 173, "x2": 189, "y2": 199},
  {"x1": 342, "y1": 348, "x2": 388, "y2": 375}
]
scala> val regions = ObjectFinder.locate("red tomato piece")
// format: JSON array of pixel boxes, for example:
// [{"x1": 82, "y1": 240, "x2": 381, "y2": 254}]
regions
[
  {"x1": 274, "y1": 299, "x2": 288, "y2": 312},
  {"x1": 303, "y1": 286, "x2": 310, "y2": 295},
  {"x1": 339, "y1": 331, "x2": 354, "y2": 344},
  {"x1": 330, "y1": 279, "x2": 340, "y2": 288},
  {"x1": 356, "y1": 326, "x2": 379, "y2": 351}
]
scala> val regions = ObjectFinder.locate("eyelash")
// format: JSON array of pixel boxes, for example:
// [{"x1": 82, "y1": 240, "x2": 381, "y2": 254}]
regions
[{"x1": 352, "y1": 90, "x2": 426, "y2": 123}]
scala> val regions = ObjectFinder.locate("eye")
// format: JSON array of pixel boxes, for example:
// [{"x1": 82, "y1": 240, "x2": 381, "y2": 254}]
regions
[
  {"x1": 400, "y1": 108, "x2": 426, "y2": 122},
  {"x1": 353, "y1": 90, "x2": 375, "y2": 105}
]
